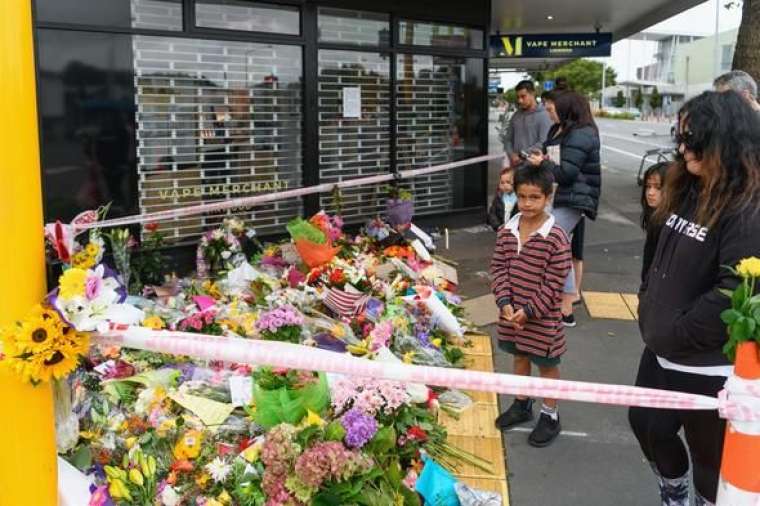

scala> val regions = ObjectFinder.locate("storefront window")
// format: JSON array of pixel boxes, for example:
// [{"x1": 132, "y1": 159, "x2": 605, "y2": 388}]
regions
[
  {"x1": 37, "y1": 30, "x2": 138, "y2": 223},
  {"x1": 318, "y1": 8, "x2": 390, "y2": 47},
  {"x1": 195, "y1": 0, "x2": 300, "y2": 35},
  {"x1": 318, "y1": 50, "x2": 390, "y2": 222},
  {"x1": 396, "y1": 54, "x2": 484, "y2": 213},
  {"x1": 35, "y1": 0, "x2": 183, "y2": 31},
  {"x1": 398, "y1": 20, "x2": 483, "y2": 50},
  {"x1": 134, "y1": 37, "x2": 303, "y2": 241}
]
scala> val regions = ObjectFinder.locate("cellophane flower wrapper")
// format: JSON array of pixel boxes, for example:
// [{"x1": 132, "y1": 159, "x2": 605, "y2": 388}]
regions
[
  {"x1": 392, "y1": 334, "x2": 451, "y2": 368},
  {"x1": 294, "y1": 238, "x2": 339, "y2": 269},
  {"x1": 253, "y1": 372, "x2": 330, "y2": 428},
  {"x1": 286, "y1": 217, "x2": 327, "y2": 244},
  {"x1": 455, "y1": 482, "x2": 502, "y2": 506},
  {"x1": 403, "y1": 286, "x2": 464, "y2": 338}
]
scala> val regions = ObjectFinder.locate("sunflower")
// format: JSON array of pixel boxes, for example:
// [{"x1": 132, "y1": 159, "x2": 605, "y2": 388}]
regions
[
  {"x1": 30, "y1": 343, "x2": 80, "y2": 382},
  {"x1": 58, "y1": 325, "x2": 90, "y2": 355},
  {"x1": 58, "y1": 268, "x2": 88, "y2": 300},
  {"x1": 14, "y1": 305, "x2": 64, "y2": 354}
]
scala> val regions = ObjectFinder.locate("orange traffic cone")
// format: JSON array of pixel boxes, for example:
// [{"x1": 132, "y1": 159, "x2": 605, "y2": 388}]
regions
[{"x1": 717, "y1": 341, "x2": 760, "y2": 505}]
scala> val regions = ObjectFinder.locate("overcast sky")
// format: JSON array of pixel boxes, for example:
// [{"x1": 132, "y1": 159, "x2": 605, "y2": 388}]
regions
[{"x1": 609, "y1": 0, "x2": 743, "y2": 81}]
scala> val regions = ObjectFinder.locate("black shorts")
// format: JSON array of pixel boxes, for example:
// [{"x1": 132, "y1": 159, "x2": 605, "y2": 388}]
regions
[{"x1": 571, "y1": 216, "x2": 585, "y2": 261}]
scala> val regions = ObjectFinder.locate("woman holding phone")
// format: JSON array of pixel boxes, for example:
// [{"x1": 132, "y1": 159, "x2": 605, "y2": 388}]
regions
[{"x1": 526, "y1": 91, "x2": 601, "y2": 326}]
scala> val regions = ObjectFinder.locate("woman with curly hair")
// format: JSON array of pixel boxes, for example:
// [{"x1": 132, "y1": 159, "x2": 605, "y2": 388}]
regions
[{"x1": 629, "y1": 91, "x2": 760, "y2": 505}]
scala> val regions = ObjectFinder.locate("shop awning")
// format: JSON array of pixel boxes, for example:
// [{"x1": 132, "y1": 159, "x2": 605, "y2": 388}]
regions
[{"x1": 490, "y1": 0, "x2": 706, "y2": 69}]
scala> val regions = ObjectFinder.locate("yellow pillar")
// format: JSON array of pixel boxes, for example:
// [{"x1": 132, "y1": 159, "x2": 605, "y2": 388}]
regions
[{"x1": 0, "y1": 1, "x2": 58, "y2": 505}]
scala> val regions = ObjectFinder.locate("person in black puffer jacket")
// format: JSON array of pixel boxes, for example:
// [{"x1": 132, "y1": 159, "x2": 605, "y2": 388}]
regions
[{"x1": 526, "y1": 91, "x2": 601, "y2": 324}]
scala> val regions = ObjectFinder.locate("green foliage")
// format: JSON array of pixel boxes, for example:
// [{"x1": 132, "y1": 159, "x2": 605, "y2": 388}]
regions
[
  {"x1": 649, "y1": 86, "x2": 663, "y2": 110},
  {"x1": 596, "y1": 110, "x2": 637, "y2": 120},
  {"x1": 613, "y1": 90, "x2": 626, "y2": 108},
  {"x1": 720, "y1": 266, "x2": 760, "y2": 361},
  {"x1": 131, "y1": 227, "x2": 169, "y2": 292},
  {"x1": 529, "y1": 59, "x2": 617, "y2": 97},
  {"x1": 633, "y1": 88, "x2": 644, "y2": 110}
]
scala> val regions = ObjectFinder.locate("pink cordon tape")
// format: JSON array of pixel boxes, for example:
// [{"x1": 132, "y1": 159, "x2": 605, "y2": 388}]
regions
[
  {"x1": 91, "y1": 327, "x2": 760, "y2": 421},
  {"x1": 718, "y1": 376, "x2": 760, "y2": 434},
  {"x1": 76, "y1": 154, "x2": 502, "y2": 230}
]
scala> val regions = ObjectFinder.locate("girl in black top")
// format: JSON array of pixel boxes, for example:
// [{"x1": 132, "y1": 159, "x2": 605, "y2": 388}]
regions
[{"x1": 640, "y1": 162, "x2": 669, "y2": 282}]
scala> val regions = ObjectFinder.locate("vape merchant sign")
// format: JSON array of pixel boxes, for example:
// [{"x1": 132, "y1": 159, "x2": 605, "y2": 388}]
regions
[{"x1": 490, "y1": 33, "x2": 612, "y2": 58}]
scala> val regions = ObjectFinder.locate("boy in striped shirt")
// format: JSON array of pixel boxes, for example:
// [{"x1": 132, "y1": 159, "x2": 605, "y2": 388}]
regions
[{"x1": 490, "y1": 165, "x2": 572, "y2": 447}]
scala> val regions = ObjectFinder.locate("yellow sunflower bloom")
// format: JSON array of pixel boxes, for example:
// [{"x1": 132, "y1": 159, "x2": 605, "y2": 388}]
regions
[
  {"x1": 38, "y1": 344, "x2": 80, "y2": 382},
  {"x1": 58, "y1": 268, "x2": 88, "y2": 300},
  {"x1": 737, "y1": 257, "x2": 760, "y2": 279},
  {"x1": 9, "y1": 306, "x2": 64, "y2": 355}
]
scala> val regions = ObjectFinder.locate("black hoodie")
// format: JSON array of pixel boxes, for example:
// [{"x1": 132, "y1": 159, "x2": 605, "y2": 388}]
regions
[{"x1": 638, "y1": 185, "x2": 760, "y2": 367}]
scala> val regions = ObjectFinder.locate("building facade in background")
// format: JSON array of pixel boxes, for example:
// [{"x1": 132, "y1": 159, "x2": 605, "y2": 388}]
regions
[
  {"x1": 35, "y1": 0, "x2": 489, "y2": 245},
  {"x1": 602, "y1": 28, "x2": 738, "y2": 117}
]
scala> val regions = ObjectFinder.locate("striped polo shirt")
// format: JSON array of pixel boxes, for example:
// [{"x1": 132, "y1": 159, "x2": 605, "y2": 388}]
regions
[{"x1": 490, "y1": 213, "x2": 572, "y2": 358}]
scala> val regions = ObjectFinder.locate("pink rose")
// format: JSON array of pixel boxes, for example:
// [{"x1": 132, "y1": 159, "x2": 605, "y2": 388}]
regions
[{"x1": 85, "y1": 274, "x2": 103, "y2": 300}]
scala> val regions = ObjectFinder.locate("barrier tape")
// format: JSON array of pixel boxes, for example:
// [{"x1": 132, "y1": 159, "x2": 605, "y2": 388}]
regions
[
  {"x1": 92, "y1": 327, "x2": 760, "y2": 422},
  {"x1": 78, "y1": 154, "x2": 502, "y2": 230}
]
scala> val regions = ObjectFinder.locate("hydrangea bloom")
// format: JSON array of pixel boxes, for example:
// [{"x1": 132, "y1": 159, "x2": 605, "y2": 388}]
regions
[
  {"x1": 255, "y1": 305, "x2": 304, "y2": 334},
  {"x1": 341, "y1": 408, "x2": 378, "y2": 449},
  {"x1": 331, "y1": 377, "x2": 410, "y2": 416}
]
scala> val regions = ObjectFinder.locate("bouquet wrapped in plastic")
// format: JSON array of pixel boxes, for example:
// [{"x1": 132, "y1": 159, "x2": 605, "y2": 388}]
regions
[
  {"x1": 252, "y1": 368, "x2": 330, "y2": 428},
  {"x1": 287, "y1": 217, "x2": 339, "y2": 268},
  {"x1": 404, "y1": 285, "x2": 464, "y2": 338}
]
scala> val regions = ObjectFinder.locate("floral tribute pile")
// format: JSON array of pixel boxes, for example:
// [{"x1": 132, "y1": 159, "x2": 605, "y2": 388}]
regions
[{"x1": 2, "y1": 208, "x2": 496, "y2": 506}]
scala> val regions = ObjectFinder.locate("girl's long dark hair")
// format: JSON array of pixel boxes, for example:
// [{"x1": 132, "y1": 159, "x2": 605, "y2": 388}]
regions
[
  {"x1": 655, "y1": 91, "x2": 760, "y2": 227},
  {"x1": 641, "y1": 162, "x2": 669, "y2": 230},
  {"x1": 553, "y1": 91, "x2": 598, "y2": 133}
]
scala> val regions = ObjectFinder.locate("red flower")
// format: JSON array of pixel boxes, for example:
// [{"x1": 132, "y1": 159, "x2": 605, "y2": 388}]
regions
[
  {"x1": 238, "y1": 437, "x2": 254, "y2": 452},
  {"x1": 407, "y1": 426, "x2": 428, "y2": 442},
  {"x1": 216, "y1": 442, "x2": 236, "y2": 457},
  {"x1": 329, "y1": 269, "x2": 346, "y2": 285},
  {"x1": 427, "y1": 389, "x2": 439, "y2": 409},
  {"x1": 145, "y1": 222, "x2": 160, "y2": 232}
]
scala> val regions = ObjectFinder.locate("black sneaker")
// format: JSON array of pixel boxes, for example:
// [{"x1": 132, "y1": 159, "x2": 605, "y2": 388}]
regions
[
  {"x1": 495, "y1": 398, "x2": 534, "y2": 429},
  {"x1": 562, "y1": 314, "x2": 577, "y2": 327},
  {"x1": 528, "y1": 412, "x2": 561, "y2": 447}
]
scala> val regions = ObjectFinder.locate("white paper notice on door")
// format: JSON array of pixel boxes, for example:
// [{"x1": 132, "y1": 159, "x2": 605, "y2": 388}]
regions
[{"x1": 343, "y1": 87, "x2": 361, "y2": 118}]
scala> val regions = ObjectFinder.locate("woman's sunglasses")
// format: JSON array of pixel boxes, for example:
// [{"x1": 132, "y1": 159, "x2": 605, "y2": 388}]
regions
[{"x1": 675, "y1": 130, "x2": 701, "y2": 152}]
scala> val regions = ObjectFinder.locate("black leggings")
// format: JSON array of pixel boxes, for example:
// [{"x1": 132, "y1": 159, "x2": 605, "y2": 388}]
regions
[{"x1": 628, "y1": 348, "x2": 726, "y2": 502}]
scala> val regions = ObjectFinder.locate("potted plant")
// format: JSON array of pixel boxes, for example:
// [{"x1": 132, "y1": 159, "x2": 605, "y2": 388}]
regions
[{"x1": 386, "y1": 184, "x2": 414, "y2": 227}]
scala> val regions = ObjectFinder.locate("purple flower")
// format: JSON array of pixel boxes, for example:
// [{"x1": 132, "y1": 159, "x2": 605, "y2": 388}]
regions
[
  {"x1": 365, "y1": 298, "x2": 384, "y2": 320},
  {"x1": 341, "y1": 408, "x2": 378, "y2": 449},
  {"x1": 88, "y1": 484, "x2": 114, "y2": 506}
]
